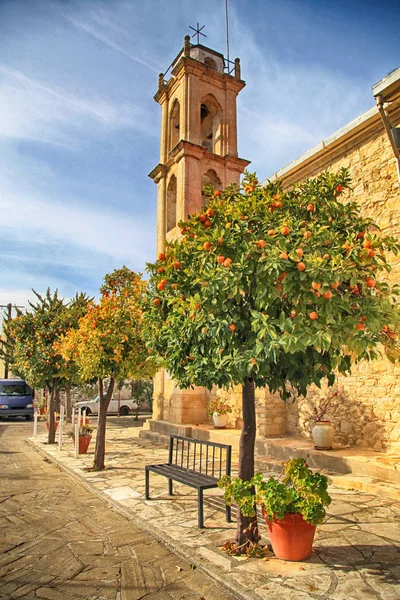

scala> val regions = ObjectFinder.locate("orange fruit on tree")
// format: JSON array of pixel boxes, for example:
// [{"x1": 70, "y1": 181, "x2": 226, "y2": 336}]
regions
[
  {"x1": 204, "y1": 220, "x2": 211, "y2": 228},
  {"x1": 203, "y1": 241, "x2": 211, "y2": 251},
  {"x1": 199, "y1": 214, "x2": 207, "y2": 223},
  {"x1": 281, "y1": 226, "x2": 290, "y2": 235},
  {"x1": 300, "y1": 220, "x2": 306, "y2": 227},
  {"x1": 157, "y1": 282, "x2": 165, "y2": 291},
  {"x1": 366, "y1": 277, "x2": 376, "y2": 288},
  {"x1": 257, "y1": 240, "x2": 266, "y2": 248},
  {"x1": 173, "y1": 261, "x2": 181, "y2": 269},
  {"x1": 157, "y1": 267, "x2": 165, "y2": 273},
  {"x1": 323, "y1": 290, "x2": 332, "y2": 300},
  {"x1": 202, "y1": 327, "x2": 207, "y2": 335},
  {"x1": 206, "y1": 208, "x2": 214, "y2": 217},
  {"x1": 194, "y1": 303, "x2": 201, "y2": 310},
  {"x1": 296, "y1": 248, "x2": 304, "y2": 257},
  {"x1": 224, "y1": 257, "x2": 233, "y2": 267},
  {"x1": 304, "y1": 230, "x2": 312, "y2": 239},
  {"x1": 311, "y1": 281, "x2": 321, "y2": 290},
  {"x1": 355, "y1": 323, "x2": 365, "y2": 330},
  {"x1": 279, "y1": 251, "x2": 288, "y2": 259},
  {"x1": 268, "y1": 229, "x2": 276, "y2": 236},
  {"x1": 274, "y1": 201, "x2": 283, "y2": 209},
  {"x1": 217, "y1": 255, "x2": 225, "y2": 264},
  {"x1": 218, "y1": 237, "x2": 224, "y2": 245},
  {"x1": 363, "y1": 240, "x2": 372, "y2": 249},
  {"x1": 158, "y1": 252, "x2": 166, "y2": 261},
  {"x1": 368, "y1": 249, "x2": 375, "y2": 257},
  {"x1": 214, "y1": 190, "x2": 221, "y2": 197},
  {"x1": 331, "y1": 281, "x2": 340, "y2": 289},
  {"x1": 290, "y1": 310, "x2": 297, "y2": 318},
  {"x1": 309, "y1": 311, "x2": 319, "y2": 320},
  {"x1": 153, "y1": 298, "x2": 161, "y2": 306},
  {"x1": 307, "y1": 204, "x2": 315, "y2": 212},
  {"x1": 297, "y1": 262, "x2": 306, "y2": 271},
  {"x1": 357, "y1": 231, "x2": 364, "y2": 239},
  {"x1": 229, "y1": 323, "x2": 236, "y2": 331}
]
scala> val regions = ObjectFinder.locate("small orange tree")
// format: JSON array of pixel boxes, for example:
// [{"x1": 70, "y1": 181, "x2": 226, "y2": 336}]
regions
[
  {"x1": 58, "y1": 267, "x2": 157, "y2": 470},
  {"x1": 144, "y1": 169, "x2": 400, "y2": 545},
  {"x1": 5, "y1": 290, "x2": 92, "y2": 443}
]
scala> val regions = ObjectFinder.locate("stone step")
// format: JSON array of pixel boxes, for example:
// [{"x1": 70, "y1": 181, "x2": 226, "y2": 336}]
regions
[
  {"x1": 255, "y1": 456, "x2": 400, "y2": 501},
  {"x1": 255, "y1": 437, "x2": 400, "y2": 485}
]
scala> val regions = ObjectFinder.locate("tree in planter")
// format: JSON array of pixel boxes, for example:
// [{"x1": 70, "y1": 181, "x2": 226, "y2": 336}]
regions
[
  {"x1": 143, "y1": 169, "x2": 400, "y2": 547},
  {"x1": 58, "y1": 267, "x2": 157, "y2": 470}
]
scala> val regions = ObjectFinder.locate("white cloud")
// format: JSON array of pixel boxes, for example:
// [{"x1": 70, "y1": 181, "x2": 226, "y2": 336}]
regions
[
  {"x1": 1, "y1": 189, "x2": 154, "y2": 266},
  {"x1": 0, "y1": 65, "x2": 153, "y2": 147}
]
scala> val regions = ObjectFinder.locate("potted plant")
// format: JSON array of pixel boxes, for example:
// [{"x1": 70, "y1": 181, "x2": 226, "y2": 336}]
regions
[
  {"x1": 208, "y1": 397, "x2": 232, "y2": 428},
  {"x1": 305, "y1": 390, "x2": 340, "y2": 450},
  {"x1": 68, "y1": 424, "x2": 93, "y2": 454},
  {"x1": 218, "y1": 458, "x2": 331, "y2": 561}
]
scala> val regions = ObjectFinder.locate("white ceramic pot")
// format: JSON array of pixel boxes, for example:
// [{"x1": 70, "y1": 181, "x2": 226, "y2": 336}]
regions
[
  {"x1": 213, "y1": 412, "x2": 228, "y2": 429},
  {"x1": 312, "y1": 421, "x2": 334, "y2": 450}
]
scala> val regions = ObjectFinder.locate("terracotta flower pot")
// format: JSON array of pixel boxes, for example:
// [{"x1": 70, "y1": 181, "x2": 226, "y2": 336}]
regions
[
  {"x1": 72, "y1": 435, "x2": 92, "y2": 454},
  {"x1": 262, "y1": 508, "x2": 316, "y2": 561},
  {"x1": 45, "y1": 421, "x2": 59, "y2": 433},
  {"x1": 212, "y1": 412, "x2": 228, "y2": 428}
]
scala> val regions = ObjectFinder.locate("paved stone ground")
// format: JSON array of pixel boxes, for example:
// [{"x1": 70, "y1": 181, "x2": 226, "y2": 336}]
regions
[
  {"x1": 0, "y1": 421, "x2": 235, "y2": 600},
  {"x1": 14, "y1": 418, "x2": 400, "y2": 599}
]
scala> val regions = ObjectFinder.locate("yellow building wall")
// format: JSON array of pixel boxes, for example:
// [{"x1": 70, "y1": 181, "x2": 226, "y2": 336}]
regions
[{"x1": 277, "y1": 114, "x2": 400, "y2": 451}]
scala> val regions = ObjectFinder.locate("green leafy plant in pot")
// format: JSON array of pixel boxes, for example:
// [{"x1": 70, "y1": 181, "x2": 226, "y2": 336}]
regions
[{"x1": 218, "y1": 458, "x2": 331, "y2": 561}]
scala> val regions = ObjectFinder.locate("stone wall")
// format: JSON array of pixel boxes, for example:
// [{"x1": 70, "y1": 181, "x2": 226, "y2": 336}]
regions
[{"x1": 281, "y1": 112, "x2": 400, "y2": 450}]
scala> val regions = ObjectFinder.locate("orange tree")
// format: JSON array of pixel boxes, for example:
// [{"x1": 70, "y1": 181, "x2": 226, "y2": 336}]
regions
[
  {"x1": 5, "y1": 290, "x2": 92, "y2": 443},
  {"x1": 143, "y1": 169, "x2": 400, "y2": 545},
  {"x1": 58, "y1": 267, "x2": 157, "y2": 470}
]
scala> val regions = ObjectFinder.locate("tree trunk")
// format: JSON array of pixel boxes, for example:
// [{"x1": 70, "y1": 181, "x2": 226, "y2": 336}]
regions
[
  {"x1": 236, "y1": 378, "x2": 260, "y2": 547},
  {"x1": 54, "y1": 388, "x2": 60, "y2": 413},
  {"x1": 65, "y1": 385, "x2": 72, "y2": 423},
  {"x1": 93, "y1": 377, "x2": 115, "y2": 471},
  {"x1": 47, "y1": 384, "x2": 56, "y2": 444}
]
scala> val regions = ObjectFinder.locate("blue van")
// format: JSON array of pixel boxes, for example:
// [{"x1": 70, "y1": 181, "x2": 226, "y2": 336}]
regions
[{"x1": 0, "y1": 379, "x2": 34, "y2": 420}]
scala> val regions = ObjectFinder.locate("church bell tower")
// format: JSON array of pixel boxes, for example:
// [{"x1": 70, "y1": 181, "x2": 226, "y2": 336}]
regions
[{"x1": 149, "y1": 35, "x2": 249, "y2": 426}]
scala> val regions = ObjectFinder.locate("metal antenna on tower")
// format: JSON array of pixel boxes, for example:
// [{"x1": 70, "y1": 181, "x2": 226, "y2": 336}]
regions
[{"x1": 225, "y1": 0, "x2": 230, "y2": 68}]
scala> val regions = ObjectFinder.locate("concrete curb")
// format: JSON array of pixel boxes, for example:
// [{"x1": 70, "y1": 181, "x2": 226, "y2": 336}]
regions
[{"x1": 26, "y1": 437, "x2": 258, "y2": 600}]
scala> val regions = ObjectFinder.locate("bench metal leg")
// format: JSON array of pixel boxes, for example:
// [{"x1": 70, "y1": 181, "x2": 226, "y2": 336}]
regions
[
  {"x1": 226, "y1": 503, "x2": 232, "y2": 523},
  {"x1": 168, "y1": 478, "x2": 173, "y2": 495},
  {"x1": 198, "y1": 489, "x2": 204, "y2": 528},
  {"x1": 145, "y1": 468, "x2": 150, "y2": 500}
]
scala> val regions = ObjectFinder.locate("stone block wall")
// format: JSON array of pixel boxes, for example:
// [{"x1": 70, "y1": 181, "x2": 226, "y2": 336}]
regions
[{"x1": 283, "y1": 115, "x2": 400, "y2": 450}]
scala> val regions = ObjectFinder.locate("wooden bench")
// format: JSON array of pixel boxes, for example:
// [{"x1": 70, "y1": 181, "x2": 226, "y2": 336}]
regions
[{"x1": 145, "y1": 435, "x2": 232, "y2": 528}]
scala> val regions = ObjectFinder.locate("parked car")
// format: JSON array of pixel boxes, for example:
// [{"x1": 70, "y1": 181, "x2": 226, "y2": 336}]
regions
[
  {"x1": 73, "y1": 396, "x2": 138, "y2": 416},
  {"x1": 0, "y1": 379, "x2": 34, "y2": 420}
]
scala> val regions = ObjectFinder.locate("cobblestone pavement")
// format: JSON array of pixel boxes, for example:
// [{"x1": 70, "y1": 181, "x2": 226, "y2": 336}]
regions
[
  {"x1": 0, "y1": 421, "x2": 235, "y2": 600},
  {"x1": 26, "y1": 417, "x2": 400, "y2": 600}
]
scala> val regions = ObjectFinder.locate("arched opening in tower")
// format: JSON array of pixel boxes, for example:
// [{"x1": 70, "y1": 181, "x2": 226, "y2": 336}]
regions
[
  {"x1": 166, "y1": 175, "x2": 177, "y2": 232},
  {"x1": 200, "y1": 95, "x2": 222, "y2": 155},
  {"x1": 169, "y1": 100, "x2": 180, "y2": 152}
]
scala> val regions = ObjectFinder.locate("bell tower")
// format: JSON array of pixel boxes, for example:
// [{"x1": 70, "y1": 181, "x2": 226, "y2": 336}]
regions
[
  {"x1": 150, "y1": 35, "x2": 250, "y2": 252},
  {"x1": 149, "y1": 35, "x2": 249, "y2": 427}
]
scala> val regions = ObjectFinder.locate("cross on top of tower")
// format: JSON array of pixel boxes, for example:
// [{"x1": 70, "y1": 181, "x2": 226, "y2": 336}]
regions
[{"x1": 189, "y1": 23, "x2": 206, "y2": 45}]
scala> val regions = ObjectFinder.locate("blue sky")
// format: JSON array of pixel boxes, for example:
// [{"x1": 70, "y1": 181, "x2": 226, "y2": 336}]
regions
[{"x1": 0, "y1": 0, "x2": 399, "y2": 312}]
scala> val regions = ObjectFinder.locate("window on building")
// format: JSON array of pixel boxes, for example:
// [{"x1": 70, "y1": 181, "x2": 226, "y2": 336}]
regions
[
  {"x1": 166, "y1": 175, "x2": 177, "y2": 232},
  {"x1": 169, "y1": 100, "x2": 180, "y2": 152},
  {"x1": 204, "y1": 57, "x2": 217, "y2": 71},
  {"x1": 200, "y1": 95, "x2": 222, "y2": 155},
  {"x1": 202, "y1": 169, "x2": 221, "y2": 204}
]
